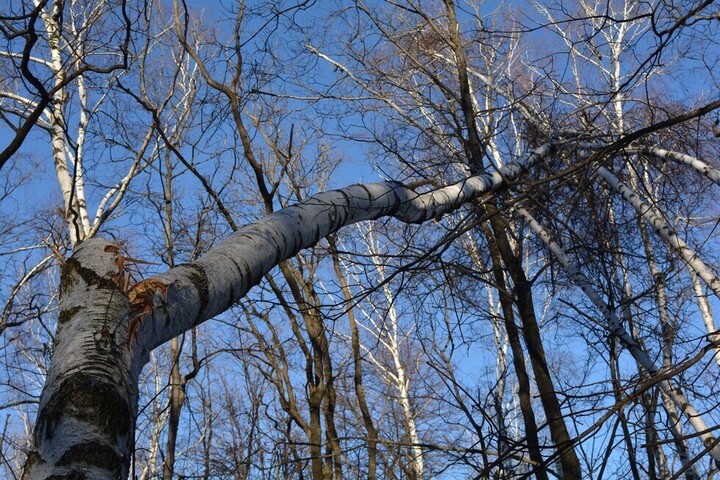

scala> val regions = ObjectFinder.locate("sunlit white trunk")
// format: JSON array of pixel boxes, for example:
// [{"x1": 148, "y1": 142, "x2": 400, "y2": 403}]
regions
[
  {"x1": 628, "y1": 157, "x2": 700, "y2": 477},
  {"x1": 37, "y1": 0, "x2": 91, "y2": 244},
  {"x1": 66, "y1": 16, "x2": 92, "y2": 235},
  {"x1": 22, "y1": 239, "x2": 141, "y2": 478},
  {"x1": 691, "y1": 271, "x2": 720, "y2": 367},
  {"x1": 639, "y1": 147, "x2": 720, "y2": 186},
  {"x1": 363, "y1": 229, "x2": 424, "y2": 479},
  {"x1": 138, "y1": 352, "x2": 168, "y2": 480},
  {"x1": 24, "y1": 142, "x2": 554, "y2": 476},
  {"x1": 596, "y1": 166, "x2": 720, "y2": 298},
  {"x1": 133, "y1": 143, "x2": 553, "y2": 353}
]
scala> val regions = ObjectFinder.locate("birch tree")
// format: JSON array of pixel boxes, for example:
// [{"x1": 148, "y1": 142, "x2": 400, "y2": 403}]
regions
[{"x1": 1, "y1": 0, "x2": 720, "y2": 478}]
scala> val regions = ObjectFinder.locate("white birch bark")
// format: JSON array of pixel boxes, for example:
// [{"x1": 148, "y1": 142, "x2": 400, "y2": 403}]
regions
[
  {"x1": 137, "y1": 352, "x2": 168, "y2": 480},
  {"x1": 690, "y1": 271, "x2": 720, "y2": 368},
  {"x1": 515, "y1": 206, "x2": 720, "y2": 464},
  {"x1": 36, "y1": 0, "x2": 92, "y2": 245},
  {"x1": 596, "y1": 166, "x2": 720, "y2": 298},
  {"x1": 134, "y1": 142, "x2": 553, "y2": 354},
  {"x1": 537, "y1": 10, "x2": 718, "y2": 469},
  {"x1": 626, "y1": 155, "x2": 700, "y2": 477},
  {"x1": 65, "y1": 13, "x2": 92, "y2": 235},
  {"x1": 638, "y1": 147, "x2": 720, "y2": 186},
  {"x1": 24, "y1": 0, "x2": 145, "y2": 245},
  {"x1": 22, "y1": 240, "x2": 140, "y2": 478},
  {"x1": 24, "y1": 141, "x2": 554, "y2": 477},
  {"x1": 359, "y1": 226, "x2": 424, "y2": 479}
]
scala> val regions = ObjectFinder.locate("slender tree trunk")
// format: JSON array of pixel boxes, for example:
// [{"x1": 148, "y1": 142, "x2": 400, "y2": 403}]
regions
[
  {"x1": 490, "y1": 305, "x2": 510, "y2": 478},
  {"x1": 330, "y1": 241, "x2": 378, "y2": 480},
  {"x1": 608, "y1": 338, "x2": 643, "y2": 480},
  {"x1": 373, "y1": 252, "x2": 424, "y2": 480},
  {"x1": 605, "y1": 201, "x2": 674, "y2": 479},
  {"x1": 690, "y1": 271, "x2": 720, "y2": 367},
  {"x1": 161, "y1": 141, "x2": 184, "y2": 480},
  {"x1": 162, "y1": 337, "x2": 185, "y2": 480},
  {"x1": 341, "y1": 226, "x2": 425, "y2": 479},
  {"x1": 137, "y1": 358, "x2": 167, "y2": 480},
  {"x1": 485, "y1": 206, "x2": 582, "y2": 479},
  {"x1": 42, "y1": 0, "x2": 90, "y2": 245},
  {"x1": 644, "y1": 389, "x2": 668, "y2": 480},
  {"x1": 631, "y1": 168, "x2": 700, "y2": 479},
  {"x1": 441, "y1": 2, "x2": 577, "y2": 471},
  {"x1": 604, "y1": 202, "x2": 667, "y2": 480},
  {"x1": 482, "y1": 223, "x2": 549, "y2": 480},
  {"x1": 517, "y1": 206, "x2": 720, "y2": 464},
  {"x1": 279, "y1": 261, "x2": 341, "y2": 479}
]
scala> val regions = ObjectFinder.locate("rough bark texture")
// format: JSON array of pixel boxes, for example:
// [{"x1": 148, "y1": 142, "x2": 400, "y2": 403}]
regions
[{"x1": 22, "y1": 239, "x2": 140, "y2": 479}]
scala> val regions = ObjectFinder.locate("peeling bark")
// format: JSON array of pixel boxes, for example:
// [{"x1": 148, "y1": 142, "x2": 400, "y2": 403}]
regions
[{"x1": 23, "y1": 239, "x2": 140, "y2": 479}]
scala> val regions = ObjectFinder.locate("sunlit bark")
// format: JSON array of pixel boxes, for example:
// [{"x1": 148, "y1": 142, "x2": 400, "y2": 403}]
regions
[{"x1": 21, "y1": 139, "x2": 550, "y2": 475}]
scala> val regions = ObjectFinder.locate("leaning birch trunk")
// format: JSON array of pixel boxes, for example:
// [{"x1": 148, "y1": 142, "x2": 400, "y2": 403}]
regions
[
  {"x1": 23, "y1": 144, "x2": 553, "y2": 477},
  {"x1": 625, "y1": 160, "x2": 701, "y2": 478},
  {"x1": 638, "y1": 147, "x2": 720, "y2": 187},
  {"x1": 596, "y1": 166, "x2": 720, "y2": 298},
  {"x1": 515, "y1": 206, "x2": 720, "y2": 465},
  {"x1": 136, "y1": 144, "x2": 553, "y2": 354},
  {"x1": 690, "y1": 271, "x2": 720, "y2": 368}
]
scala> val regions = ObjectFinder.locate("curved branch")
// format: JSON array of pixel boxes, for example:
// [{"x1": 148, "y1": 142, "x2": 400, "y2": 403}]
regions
[{"x1": 134, "y1": 143, "x2": 554, "y2": 353}]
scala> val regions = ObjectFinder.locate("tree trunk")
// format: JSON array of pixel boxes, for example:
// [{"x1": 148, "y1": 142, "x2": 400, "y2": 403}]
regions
[
  {"x1": 22, "y1": 239, "x2": 141, "y2": 479},
  {"x1": 483, "y1": 224, "x2": 549, "y2": 480},
  {"x1": 517, "y1": 206, "x2": 720, "y2": 464},
  {"x1": 22, "y1": 158, "x2": 554, "y2": 478},
  {"x1": 330, "y1": 243, "x2": 378, "y2": 480},
  {"x1": 162, "y1": 337, "x2": 185, "y2": 480},
  {"x1": 485, "y1": 206, "x2": 582, "y2": 479}
]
